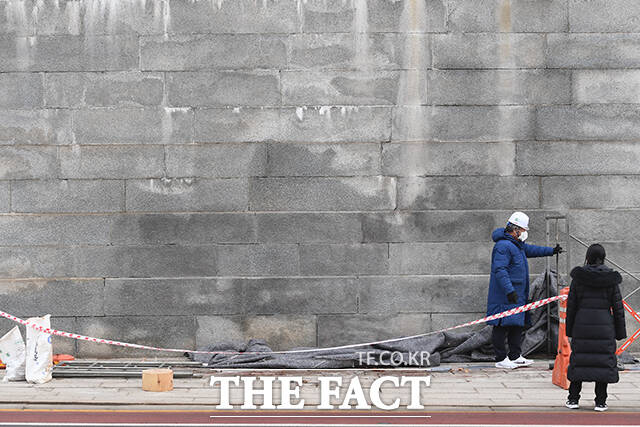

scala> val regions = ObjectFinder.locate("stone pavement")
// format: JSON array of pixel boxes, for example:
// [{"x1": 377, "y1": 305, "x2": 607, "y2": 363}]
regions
[{"x1": 1, "y1": 360, "x2": 640, "y2": 411}]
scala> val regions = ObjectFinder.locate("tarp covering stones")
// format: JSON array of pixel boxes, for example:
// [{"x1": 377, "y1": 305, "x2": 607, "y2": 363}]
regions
[{"x1": 189, "y1": 272, "x2": 564, "y2": 368}]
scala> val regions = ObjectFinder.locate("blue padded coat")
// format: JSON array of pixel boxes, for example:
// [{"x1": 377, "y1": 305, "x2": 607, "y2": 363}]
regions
[{"x1": 486, "y1": 228, "x2": 554, "y2": 327}]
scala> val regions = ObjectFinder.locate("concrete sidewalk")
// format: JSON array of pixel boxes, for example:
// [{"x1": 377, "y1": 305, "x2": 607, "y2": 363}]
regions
[{"x1": 1, "y1": 360, "x2": 639, "y2": 411}]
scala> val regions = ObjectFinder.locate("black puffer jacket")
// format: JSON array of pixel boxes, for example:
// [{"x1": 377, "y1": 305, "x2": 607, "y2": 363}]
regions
[{"x1": 566, "y1": 264, "x2": 626, "y2": 384}]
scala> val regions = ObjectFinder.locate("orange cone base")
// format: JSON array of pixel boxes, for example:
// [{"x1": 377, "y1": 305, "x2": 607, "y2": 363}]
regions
[{"x1": 552, "y1": 354, "x2": 570, "y2": 390}]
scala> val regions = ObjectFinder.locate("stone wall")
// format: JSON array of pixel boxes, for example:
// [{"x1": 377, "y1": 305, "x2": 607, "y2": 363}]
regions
[{"x1": 1, "y1": 0, "x2": 639, "y2": 356}]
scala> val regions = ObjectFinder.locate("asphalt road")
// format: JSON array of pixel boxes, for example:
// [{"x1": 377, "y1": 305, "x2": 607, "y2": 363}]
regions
[{"x1": 0, "y1": 409, "x2": 639, "y2": 426}]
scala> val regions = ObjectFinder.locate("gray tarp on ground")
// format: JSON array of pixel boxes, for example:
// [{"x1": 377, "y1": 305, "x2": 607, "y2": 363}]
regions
[{"x1": 189, "y1": 272, "x2": 566, "y2": 368}]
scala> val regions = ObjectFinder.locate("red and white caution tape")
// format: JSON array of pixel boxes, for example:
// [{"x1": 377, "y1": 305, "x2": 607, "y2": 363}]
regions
[
  {"x1": 0, "y1": 295, "x2": 566, "y2": 356},
  {"x1": 441, "y1": 294, "x2": 567, "y2": 332}
]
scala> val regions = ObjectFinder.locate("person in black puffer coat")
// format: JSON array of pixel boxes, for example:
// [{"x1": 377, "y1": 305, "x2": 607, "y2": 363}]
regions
[{"x1": 565, "y1": 244, "x2": 626, "y2": 412}]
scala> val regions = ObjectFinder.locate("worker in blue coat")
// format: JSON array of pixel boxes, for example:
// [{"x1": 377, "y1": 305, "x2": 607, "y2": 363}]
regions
[{"x1": 487, "y1": 212, "x2": 562, "y2": 369}]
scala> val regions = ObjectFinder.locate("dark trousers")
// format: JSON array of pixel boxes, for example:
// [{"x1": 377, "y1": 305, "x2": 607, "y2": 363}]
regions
[
  {"x1": 492, "y1": 325, "x2": 523, "y2": 361},
  {"x1": 568, "y1": 381, "x2": 608, "y2": 405}
]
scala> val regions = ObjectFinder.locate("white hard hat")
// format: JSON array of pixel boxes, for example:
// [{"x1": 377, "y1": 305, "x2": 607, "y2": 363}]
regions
[{"x1": 508, "y1": 211, "x2": 529, "y2": 230}]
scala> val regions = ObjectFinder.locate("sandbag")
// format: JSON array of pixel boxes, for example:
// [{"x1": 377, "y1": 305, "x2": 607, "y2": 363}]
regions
[
  {"x1": 25, "y1": 315, "x2": 53, "y2": 384},
  {"x1": 0, "y1": 326, "x2": 26, "y2": 382}
]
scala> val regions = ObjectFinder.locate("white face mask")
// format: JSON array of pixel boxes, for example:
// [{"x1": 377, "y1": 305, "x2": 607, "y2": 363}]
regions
[{"x1": 518, "y1": 231, "x2": 528, "y2": 242}]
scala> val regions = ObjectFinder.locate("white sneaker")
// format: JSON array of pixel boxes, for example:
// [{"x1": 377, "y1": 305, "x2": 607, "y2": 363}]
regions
[
  {"x1": 594, "y1": 403, "x2": 608, "y2": 412},
  {"x1": 565, "y1": 400, "x2": 580, "y2": 409},
  {"x1": 511, "y1": 355, "x2": 534, "y2": 367},
  {"x1": 495, "y1": 357, "x2": 518, "y2": 369}
]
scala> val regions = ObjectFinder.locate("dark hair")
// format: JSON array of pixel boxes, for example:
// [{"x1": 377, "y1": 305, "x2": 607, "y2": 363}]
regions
[
  {"x1": 585, "y1": 243, "x2": 606, "y2": 265},
  {"x1": 505, "y1": 223, "x2": 517, "y2": 233}
]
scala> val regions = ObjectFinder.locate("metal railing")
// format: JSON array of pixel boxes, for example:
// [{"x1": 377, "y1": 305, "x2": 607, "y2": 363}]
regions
[{"x1": 545, "y1": 215, "x2": 570, "y2": 356}]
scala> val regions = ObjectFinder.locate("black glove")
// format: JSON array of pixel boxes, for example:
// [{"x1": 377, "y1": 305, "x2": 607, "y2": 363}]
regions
[
  {"x1": 507, "y1": 291, "x2": 518, "y2": 304},
  {"x1": 553, "y1": 244, "x2": 564, "y2": 255}
]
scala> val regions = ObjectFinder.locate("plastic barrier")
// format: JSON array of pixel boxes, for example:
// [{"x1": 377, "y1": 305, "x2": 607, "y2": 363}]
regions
[
  {"x1": 616, "y1": 300, "x2": 640, "y2": 355},
  {"x1": 53, "y1": 354, "x2": 75, "y2": 364},
  {"x1": 552, "y1": 286, "x2": 571, "y2": 390}
]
